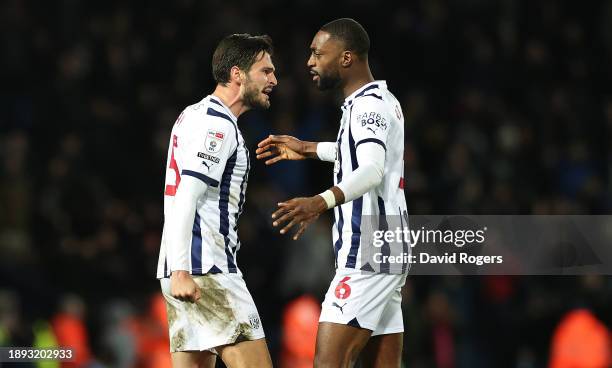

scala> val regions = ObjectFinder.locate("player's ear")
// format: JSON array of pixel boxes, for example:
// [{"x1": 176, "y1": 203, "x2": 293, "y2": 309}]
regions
[
  {"x1": 230, "y1": 66, "x2": 243, "y2": 84},
  {"x1": 341, "y1": 51, "x2": 353, "y2": 68}
]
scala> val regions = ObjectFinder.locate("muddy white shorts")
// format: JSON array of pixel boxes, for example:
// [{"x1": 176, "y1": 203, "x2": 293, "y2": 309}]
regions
[
  {"x1": 160, "y1": 273, "x2": 265, "y2": 353},
  {"x1": 319, "y1": 269, "x2": 407, "y2": 336}
]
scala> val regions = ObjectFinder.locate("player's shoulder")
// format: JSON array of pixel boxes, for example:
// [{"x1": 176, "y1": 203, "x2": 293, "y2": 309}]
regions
[
  {"x1": 179, "y1": 96, "x2": 237, "y2": 132},
  {"x1": 350, "y1": 81, "x2": 394, "y2": 110}
]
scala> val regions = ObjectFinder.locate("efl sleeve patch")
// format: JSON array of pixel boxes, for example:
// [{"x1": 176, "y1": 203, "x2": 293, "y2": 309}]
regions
[{"x1": 205, "y1": 130, "x2": 225, "y2": 153}]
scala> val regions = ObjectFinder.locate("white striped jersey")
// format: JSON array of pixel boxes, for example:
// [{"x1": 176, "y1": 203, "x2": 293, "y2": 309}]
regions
[
  {"x1": 156, "y1": 95, "x2": 250, "y2": 278},
  {"x1": 332, "y1": 81, "x2": 409, "y2": 272}
]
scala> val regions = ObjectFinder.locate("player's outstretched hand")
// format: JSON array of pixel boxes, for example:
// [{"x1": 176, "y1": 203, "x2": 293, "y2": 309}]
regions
[
  {"x1": 170, "y1": 271, "x2": 202, "y2": 302},
  {"x1": 272, "y1": 196, "x2": 327, "y2": 240},
  {"x1": 255, "y1": 135, "x2": 316, "y2": 165}
]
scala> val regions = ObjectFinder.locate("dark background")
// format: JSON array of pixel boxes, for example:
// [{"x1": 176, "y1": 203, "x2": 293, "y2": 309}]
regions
[{"x1": 1, "y1": 0, "x2": 611, "y2": 367}]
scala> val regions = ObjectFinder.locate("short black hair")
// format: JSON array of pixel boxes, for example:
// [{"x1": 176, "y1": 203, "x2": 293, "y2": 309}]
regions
[
  {"x1": 212, "y1": 33, "x2": 273, "y2": 85},
  {"x1": 320, "y1": 18, "x2": 370, "y2": 58}
]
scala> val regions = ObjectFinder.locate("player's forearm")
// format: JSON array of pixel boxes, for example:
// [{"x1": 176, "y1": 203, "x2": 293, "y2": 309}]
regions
[
  {"x1": 317, "y1": 185, "x2": 345, "y2": 209},
  {"x1": 331, "y1": 143, "x2": 386, "y2": 205},
  {"x1": 167, "y1": 177, "x2": 208, "y2": 271},
  {"x1": 166, "y1": 202, "x2": 195, "y2": 271},
  {"x1": 337, "y1": 163, "x2": 384, "y2": 203},
  {"x1": 330, "y1": 186, "x2": 345, "y2": 205}
]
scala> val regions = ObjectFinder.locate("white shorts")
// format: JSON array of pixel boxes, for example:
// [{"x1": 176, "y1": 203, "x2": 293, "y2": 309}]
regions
[
  {"x1": 319, "y1": 269, "x2": 406, "y2": 336},
  {"x1": 160, "y1": 273, "x2": 265, "y2": 353}
]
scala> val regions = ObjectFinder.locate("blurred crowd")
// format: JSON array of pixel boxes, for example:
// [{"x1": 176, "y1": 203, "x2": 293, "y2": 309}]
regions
[{"x1": 1, "y1": 0, "x2": 611, "y2": 367}]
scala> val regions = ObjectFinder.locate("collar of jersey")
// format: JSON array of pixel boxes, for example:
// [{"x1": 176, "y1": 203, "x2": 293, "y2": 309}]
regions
[
  {"x1": 209, "y1": 95, "x2": 238, "y2": 123},
  {"x1": 341, "y1": 80, "x2": 387, "y2": 110}
]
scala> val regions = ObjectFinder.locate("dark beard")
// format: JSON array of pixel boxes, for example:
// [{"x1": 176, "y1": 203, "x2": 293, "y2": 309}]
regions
[
  {"x1": 243, "y1": 79, "x2": 269, "y2": 110},
  {"x1": 317, "y1": 70, "x2": 342, "y2": 91}
]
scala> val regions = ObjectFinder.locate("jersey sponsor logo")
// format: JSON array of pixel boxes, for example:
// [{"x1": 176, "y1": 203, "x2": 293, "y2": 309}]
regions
[
  {"x1": 334, "y1": 276, "x2": 352, "y2": 299},
  {"x1": 197, "y1": 152, "x2": 221, "y2": 163},
  {"x1": 205, "y1": 130, "x2": 225, "y2": 153},
  {"x1": 356, "y1": 112, "x2": 387, "y2": 135}
]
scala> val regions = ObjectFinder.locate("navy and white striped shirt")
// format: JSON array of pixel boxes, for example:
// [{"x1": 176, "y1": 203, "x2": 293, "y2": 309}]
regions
[
  {"x1": 332, "y1": 81, "x2": 409, "y2": 271},
  {"x1": 157, "y1": 95, "x2": 250, "y2": 278}
]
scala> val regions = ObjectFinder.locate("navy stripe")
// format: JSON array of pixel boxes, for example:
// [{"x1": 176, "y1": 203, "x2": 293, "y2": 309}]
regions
[
  {"x1": 207, "y1": 107, "x2": 234, "y2": 125},
  {"x1": 347, "y1": 107, "x2": 358, "y2": 170},
  {"x1": 210, "y1": 97, "x2": 239, "y2": 125},
  {"x1": 355, "y1": 84, "x2": 379, "y2": 98},
  {"x1": 355, "y1": 138, "x2": 386, "y2": 151},
  {"x1": 333, "y1": 207, "x2": 344, "y2": 267},
  {"x1": 378, "y1": 199, "x2": 388, "y2": 227},
  {"x1": 345, "y1": 106, "x2": 364, "y2": 269},
  {"x1": 378, "y1": 197, "x2": 390, "y2": 274},
  {"x1": 235, "y1": 144, "x2": 250, "y2": 225},
  {"x1": 345, "y1": 201, "x2": 363, "y2": 268},
  {"x1": 333, "y1": 124, "x2": 346, "y2": 265},
  {"x1": 182, "y1": 169, "x2": 219, "y2": 187},
  {"x1": 230, "y1": 116, "x2": 239, "y2": 142},
  {"x1": 209, "y1": 97, "x2": 224, "y2": 108},
  {"x1": 191, "y1": 212, "x2": 202, "y2": 272},
  {"x1": 400, "y1": 209, "x2": 409, "y2": 274},
  {"x1": 360, "y1": 93, "x2": 383, "y2": 100},
  {"x1": 342, "y1": 84, "x2": 380, "y2": 108},
  {"x1": 232, "y1": 142, "x2": 250, "y2": 254},
  {"x1": 163, "y1": 256, "x2": 168, "y2": 277},
  {"x1": 335, "y1": 129, "x2": 345, "y2": 183},
  {"x1": 219, "y1": 149, "x2": 238, "y2": 273}
]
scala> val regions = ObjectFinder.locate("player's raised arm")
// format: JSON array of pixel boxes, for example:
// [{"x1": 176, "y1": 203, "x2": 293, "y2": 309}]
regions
[{"x1": 255, "y1": 134, "x2": 336, "y2": 164}]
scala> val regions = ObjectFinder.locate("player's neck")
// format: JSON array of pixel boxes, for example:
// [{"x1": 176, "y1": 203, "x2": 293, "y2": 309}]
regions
[
  {"x1": 212, "y1": 86, "x2": 249, "y2": 119},
  {"x1": 342, "y1": 72, "x2": 375, "y2": 100}
]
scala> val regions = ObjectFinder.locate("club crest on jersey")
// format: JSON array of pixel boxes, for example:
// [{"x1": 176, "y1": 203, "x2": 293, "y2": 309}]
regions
[
  {"x1": 248, "y1": 313, "x2": 261, "y2": 330},
  {"x1": 205, "y1": 130, "x2": 225, "y2": 153}
]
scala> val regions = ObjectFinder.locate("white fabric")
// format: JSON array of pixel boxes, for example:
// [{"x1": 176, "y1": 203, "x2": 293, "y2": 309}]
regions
[
  {"x1": 331, "y1": 81, "x2": 410, "y2": 271},
  {"x1": 157, "y1": 95, "x2": 250, "y2": 278},
  {"x1": 336, "y1": 142, "x2": 385, "y2": 203},
  {"x1": 316, "y1": 141, "x2": 337, "y2": 162},
  {"x1": 318, "y1": 189, "x2": 336, "y2": 209},
  {"x1": 319, "y1": 268, "x2": 406, "y2": 335},
  {"x1": 165, "y1": 176, "x2": 208, "y2": 271},
  {"x1": 161, "y1": 273, "x2": 265, "y2": 353}
]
